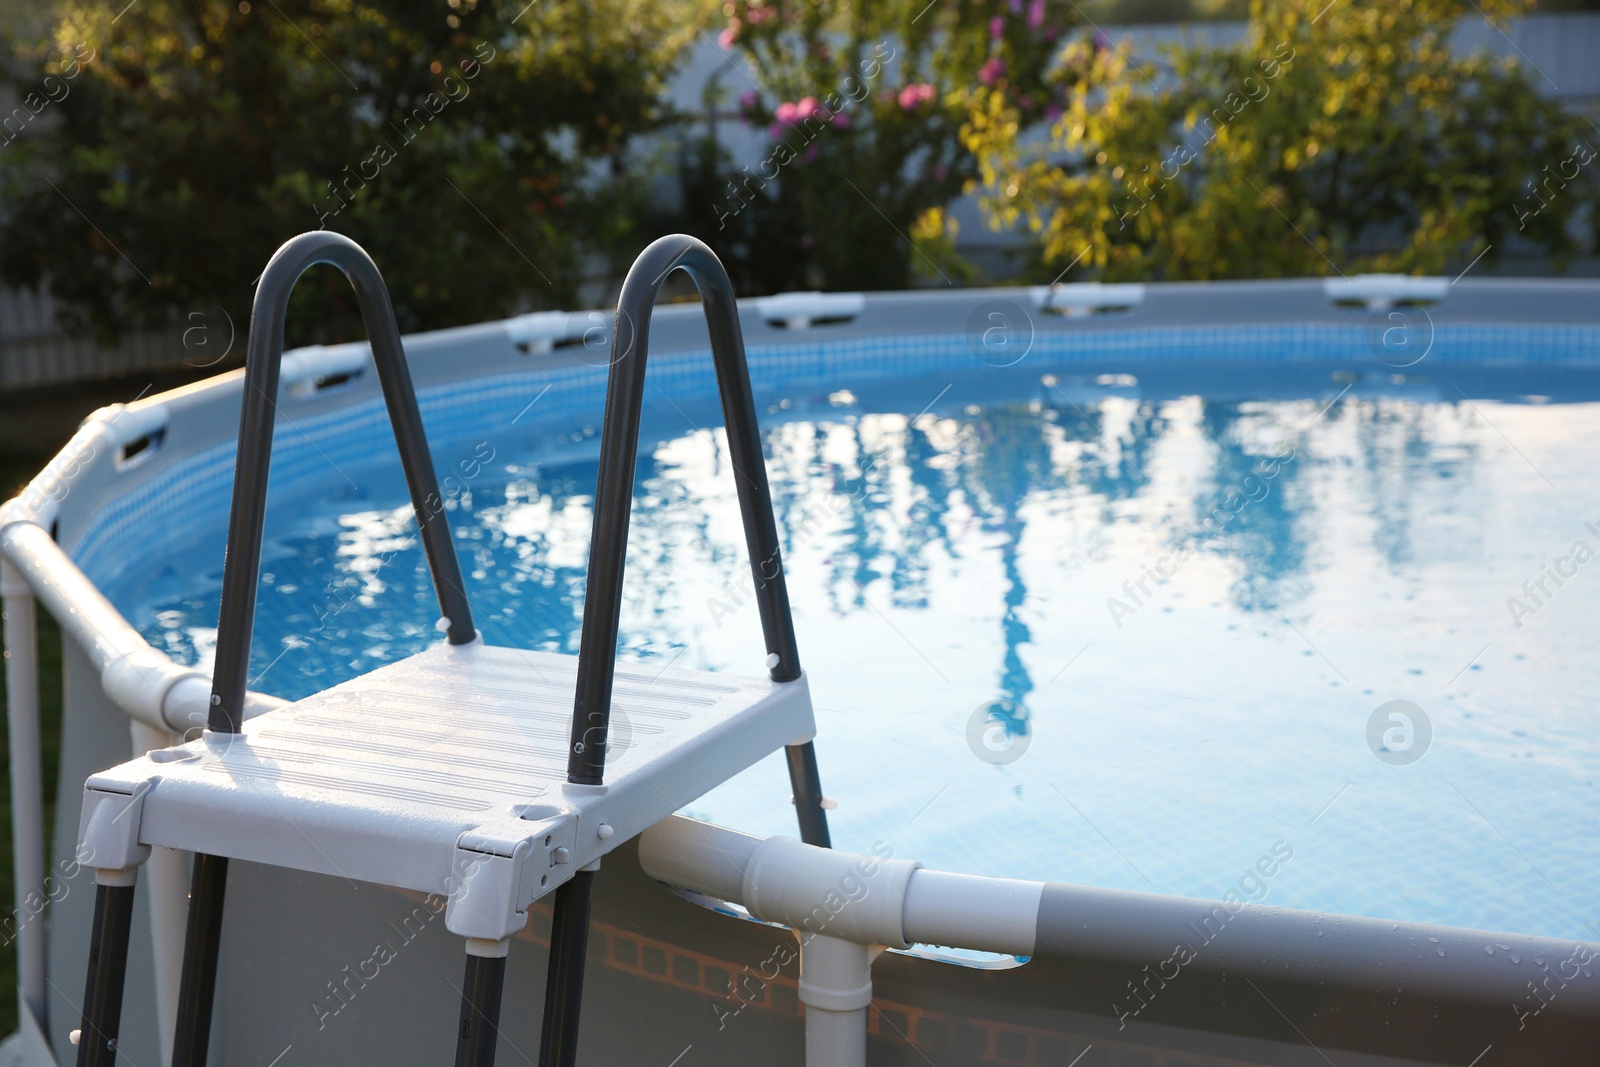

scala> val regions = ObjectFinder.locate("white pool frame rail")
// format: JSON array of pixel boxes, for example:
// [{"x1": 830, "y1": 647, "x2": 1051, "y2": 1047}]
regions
[{"x1": 0, "y1": 413, "x2": 290, "y2": 1063}]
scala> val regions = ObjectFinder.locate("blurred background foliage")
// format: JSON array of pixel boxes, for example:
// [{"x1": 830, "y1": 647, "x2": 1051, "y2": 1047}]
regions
[
  {"x1": 0, "y1": 0, "x2": 694, "y2": 346},
  {"x1": 666, "y1": 0, "x2": 1080, "y2": 292},
  {"x1": 0, "y1": 0, "x2": 1596, "y2": 342},
  {"x1": 962, "y1": 0, "x2": 1599, "y2": 280}
]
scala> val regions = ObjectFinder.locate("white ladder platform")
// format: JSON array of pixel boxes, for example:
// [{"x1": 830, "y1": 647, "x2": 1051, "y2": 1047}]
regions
[{"x1": 79, "y1": 640, "x2": 815, "y2": 943}]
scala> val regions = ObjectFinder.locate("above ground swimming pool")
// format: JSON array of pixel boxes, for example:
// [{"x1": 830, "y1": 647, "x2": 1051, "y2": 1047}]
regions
[{"x1": 75, "y1": 286, "x2": 1600, "y2": 950}]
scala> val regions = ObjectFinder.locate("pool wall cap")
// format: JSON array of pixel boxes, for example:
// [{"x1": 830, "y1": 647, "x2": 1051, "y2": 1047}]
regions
[
  {"x1": 1325, "y1": 273, "x2": 1450, "y2": 308},
  {"x1": 280, "y1": 343, "x2": 372, "y2": 397},
  {"x1": 500, "y1": 310, "x2": 607, "y2": 351},
  {"x1": 756, "y1": 291, "x2": 866, "y2": 328},
  {"x1": 1032, "y1": 282, "x2": 1147, "y2": 316}
]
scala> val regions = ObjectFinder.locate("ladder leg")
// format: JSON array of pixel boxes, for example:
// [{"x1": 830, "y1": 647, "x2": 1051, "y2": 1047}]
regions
[
  {"x1": 75, "y1": 875, "x2": 138, "y2": 1067},
  {"x1": 785, "y1": 741, "x2": 832, "y2": 848},
  {"x1": 453, "y1": 945, "x2": 508, "y2": 1067},
  {"x1": 536, "y1": 868, "x2": 596, "y2": 1067},
  {"x1": 170, "y1": 853, "x2": 229, "y2": 1067}
]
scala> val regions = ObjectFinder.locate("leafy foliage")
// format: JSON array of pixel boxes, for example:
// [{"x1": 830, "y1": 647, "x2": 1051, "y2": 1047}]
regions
[
  {"x1": 0, "y1": 0, "x2": 694, "y2": 344},
  {"x1": 962, "y1": 0, "x2": 1598, "y2": 280},
  {"x1": 687, "y1": 0, "x2": 1081, "y2": 291}
]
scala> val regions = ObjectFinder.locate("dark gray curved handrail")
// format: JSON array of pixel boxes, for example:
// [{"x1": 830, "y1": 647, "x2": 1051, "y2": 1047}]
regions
[
  {"x1": 539, "y1": 235, "x2": 831, "y2": 1067},
  {"x1": 168, "y1": 232, "x2": 479, "y2": 1067},
  {"x1": 207, "y1": 231, "x2": 476, "y2": 734},
  {"x1": 566, "y1": 234, "x2": 806, "y2": 785}
]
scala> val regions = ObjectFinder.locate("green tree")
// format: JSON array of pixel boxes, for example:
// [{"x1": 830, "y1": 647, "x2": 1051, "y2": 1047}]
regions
[
  {"x1": 963, "y1": 0, "x2": 1596, "y2": 280},
  {"x1": 0, "y1": 0, "x2": 695, "y2": 345},
  {"x1": 691, "y1": 0, "x2": 1080, "y2": 292}
]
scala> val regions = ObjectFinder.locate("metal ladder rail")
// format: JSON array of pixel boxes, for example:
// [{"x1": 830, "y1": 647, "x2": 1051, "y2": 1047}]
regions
[
  {"x1": 537, "y1": 234, "x2": 833, "y2": 1067},
  {"x1": 70, "y1": 231, "x2": 483, "y2": 1067}
]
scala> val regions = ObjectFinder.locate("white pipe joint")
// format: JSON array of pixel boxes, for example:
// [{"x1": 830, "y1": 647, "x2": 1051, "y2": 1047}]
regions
[
  {"x1": 799, "y1": 934, "x2": 880, "y2": 1012},
  {"x1": 101, "y1": 647, "x2": 208, "y2": 734},
  {"x1": 100, "y1": 650, "x2": 287, "y2": 734},
  {"x1": 741, "y1": 836, "x2": 922, "y2": 949},
  {"x1": 799, "y1": 935, "x2": 879, "y2": 1067},
  {"x1": 903, "y1": 870, "x2": 1042, "y2": 955},
  {"x1": 639, "y1": 816, "x2": 1047, "y2": 956},
  {"x1": 640, "y1": 817, "x2": 1049, "y2": 1067}
]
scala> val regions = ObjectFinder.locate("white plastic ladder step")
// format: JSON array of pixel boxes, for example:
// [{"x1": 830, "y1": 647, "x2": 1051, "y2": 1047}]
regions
[{"x1": 80, "y1": 640, "x2": 815, "y2": 944}]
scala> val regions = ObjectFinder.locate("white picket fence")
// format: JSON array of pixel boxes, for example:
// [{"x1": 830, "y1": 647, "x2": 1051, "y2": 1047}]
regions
[{"x1": 0, "y1": 288, "x2": 190, "y2": 392}]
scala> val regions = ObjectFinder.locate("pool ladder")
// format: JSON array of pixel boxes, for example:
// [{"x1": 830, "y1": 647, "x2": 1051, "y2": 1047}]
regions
[{"x1": 69, "y1": 231, "x2": 831, "y2": 1067}]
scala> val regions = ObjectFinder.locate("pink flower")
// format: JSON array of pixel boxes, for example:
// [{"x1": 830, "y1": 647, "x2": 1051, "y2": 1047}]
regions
[
  {"x1": 1028, "y1": 0, "x2": 1044, "y2": 28},
  {"x1": 775, "y1": 101, "x2": 798, "y2": 124},
  {"x1": 804, "y1": 144, "x2": 820, "y2": 162},
  {"x1": 989, "y1": 15, "x2": 1004, "y2": 39},
  {"x1": 746, "y1": 3, "x2": 773, "y2": 23},
  {"x1": 719, "y1": 19, "x2": 740, "y2": 48},
  {"x1": 1007, "y1": 0, "x2": 1023, "y2": 11},
  {"x1": 1044, "y1": 103, "x2": 1063, "y2": 122},
  {"x1": 797, "y1": 95, "x2": 818, "y2": 117},
  {"x1": 897, "y1": 82, "x2": 936, "y2": 110},
  {"x1": 831, "y1": 110, "x2": 851, "y2": 128},
  {"x1": 738, "y1": 90, "x2": 758, "y2": 112},
  {"x1": 979, "y1": 57, "x2": 1006, "y2": 85}
]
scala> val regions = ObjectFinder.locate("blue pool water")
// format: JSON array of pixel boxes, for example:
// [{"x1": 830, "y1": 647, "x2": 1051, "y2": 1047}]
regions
[{"x1": 95, "y1": 339, "x2": 1600, "y2": 944}]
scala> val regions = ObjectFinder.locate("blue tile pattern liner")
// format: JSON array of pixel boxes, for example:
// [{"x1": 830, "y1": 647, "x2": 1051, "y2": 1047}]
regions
[{"x1": 68, "y1": 321, "x2": 1600, "y2": 591}]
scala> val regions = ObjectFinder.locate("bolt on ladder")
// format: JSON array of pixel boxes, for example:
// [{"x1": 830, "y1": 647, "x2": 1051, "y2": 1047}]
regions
[{"x1": 68, "y1": 231, "x2": 830, "y2": 1067}]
